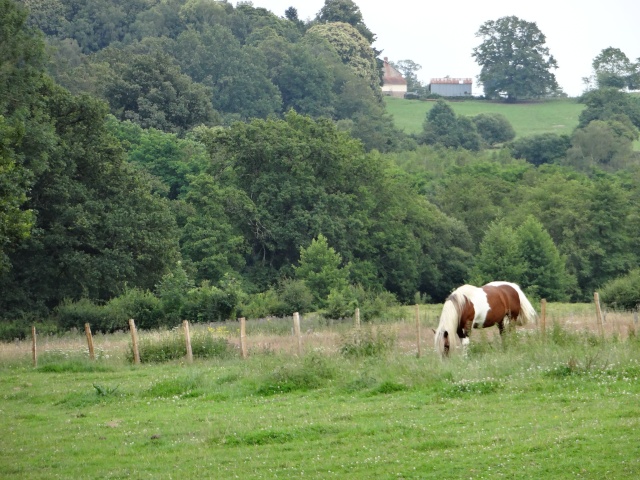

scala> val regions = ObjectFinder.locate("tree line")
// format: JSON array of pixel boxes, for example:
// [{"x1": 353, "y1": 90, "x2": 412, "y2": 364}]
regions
[{"x1": 1, "y1": 0, "x2": 640, "y2": 338}]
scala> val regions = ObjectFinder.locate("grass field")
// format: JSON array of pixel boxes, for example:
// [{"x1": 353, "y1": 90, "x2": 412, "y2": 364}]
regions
[
  {"x1": 2, "y1": 306, "x2": 640, "y2": 479},
  {"x1": 384, "y1": 97, "x2": 585, "y2": 139}
]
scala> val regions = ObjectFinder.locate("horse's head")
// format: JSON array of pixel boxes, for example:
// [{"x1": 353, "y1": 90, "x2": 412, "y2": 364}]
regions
[{"x1": 434, "y1": 286, "x2": 477, "y2": 358}]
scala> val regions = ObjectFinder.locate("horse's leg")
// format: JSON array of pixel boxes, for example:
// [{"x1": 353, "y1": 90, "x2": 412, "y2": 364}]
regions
[{"x1": 459, "y1": 318, "x2": 473, "y2": 356}]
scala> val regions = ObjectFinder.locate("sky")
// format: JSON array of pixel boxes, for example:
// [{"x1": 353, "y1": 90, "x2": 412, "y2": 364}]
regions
[{"x1": 237, "y1": 0, "x2": 640, "y2": 97}]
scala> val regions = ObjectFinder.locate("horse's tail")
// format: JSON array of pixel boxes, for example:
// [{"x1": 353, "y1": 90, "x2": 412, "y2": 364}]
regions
[{"x1": 514, "y1": 285, "x2": 537, "y2": 325}]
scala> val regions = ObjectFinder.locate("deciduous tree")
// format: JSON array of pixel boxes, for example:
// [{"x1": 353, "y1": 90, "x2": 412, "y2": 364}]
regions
[{"x1": 472, "y1": 16, "x2": 559, "y2": 101}]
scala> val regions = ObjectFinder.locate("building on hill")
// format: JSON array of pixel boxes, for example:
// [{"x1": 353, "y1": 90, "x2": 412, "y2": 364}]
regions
[
  {"x1": 429, "y1": 77, "x2": 472, "y2": 97},
  {"x1": 381, "y1": 57, "x2": 407, "y2": 98}
]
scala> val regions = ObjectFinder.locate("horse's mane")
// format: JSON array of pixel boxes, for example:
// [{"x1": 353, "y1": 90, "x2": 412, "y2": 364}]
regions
[{"x1": 434, "y1": 284, "x2": 477, "y2": 356}]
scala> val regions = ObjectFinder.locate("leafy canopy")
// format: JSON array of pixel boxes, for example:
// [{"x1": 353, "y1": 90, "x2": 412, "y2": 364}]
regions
[{"x1": 472, "y1": 16, "x2": 559, "y2": 102}]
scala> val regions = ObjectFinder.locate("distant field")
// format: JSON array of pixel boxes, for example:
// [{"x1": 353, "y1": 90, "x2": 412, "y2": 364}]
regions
[{"x1": 384, "y1": 97, "x2": 585, "y2": 138}]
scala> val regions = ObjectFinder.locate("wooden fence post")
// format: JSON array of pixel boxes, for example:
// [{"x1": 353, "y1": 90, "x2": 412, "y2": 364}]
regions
[
  {"x1": 540, "y1": 299, "x2": 547, "y2": 339},
  {"x1": 594, "y1": 292, "x2": 604, "y2": 337},
  {"x1": 239, "y1": 317, "x2": 248, "y2": 359},
  {"x1": 183, "y1": 320, "x2": 193, "y2": 363},
  {"x1": 415, "y1": 304, "x2": 421, "y2": 358},
  {"x1": 293, "y1": 312, "x2": 302, "y2": 356},
  {"x1": 84, "y1": 323, "x2": 95, "y2": 360},
  {"x1": 129, "y1": 318, "x2": 140, "y2": 365},
  {"x1": 354, "y1": 308, "x2": 360, "y2": 329},
  {"x1": 31, "y1": 326, "x2": 37, "y2": 368}
]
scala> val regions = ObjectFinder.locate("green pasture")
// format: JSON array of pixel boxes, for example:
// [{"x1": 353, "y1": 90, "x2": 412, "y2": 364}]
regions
[
  {"x1": 2, "y1": 313, "x2": 640, "y2": 479},
  {"x1": 385, "y1": 97, "x2": 585, "y2": 138}
]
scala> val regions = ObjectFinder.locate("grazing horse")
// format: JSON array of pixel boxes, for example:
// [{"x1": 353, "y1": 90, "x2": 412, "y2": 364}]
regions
[{"x1": 434, "y1": 281, "x2": 537, "y2": 357}]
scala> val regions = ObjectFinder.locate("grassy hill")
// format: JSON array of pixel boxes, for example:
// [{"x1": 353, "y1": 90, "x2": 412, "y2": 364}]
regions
[{"x1": 384, "y1": 97, "x2": 585, "y2": 138}]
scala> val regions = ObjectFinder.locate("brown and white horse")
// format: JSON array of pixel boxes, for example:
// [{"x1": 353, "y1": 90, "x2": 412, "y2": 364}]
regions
[{"x1": 434, "y1": 281, "x2": 537, "y2": 357}]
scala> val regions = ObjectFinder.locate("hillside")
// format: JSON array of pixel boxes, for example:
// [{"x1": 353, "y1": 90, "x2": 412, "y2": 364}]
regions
[{"x1": 384, "y1": 97, "x2": 585, "y2": 138}]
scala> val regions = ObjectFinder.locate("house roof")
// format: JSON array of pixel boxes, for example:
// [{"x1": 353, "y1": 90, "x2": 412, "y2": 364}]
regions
[
  {"x1": 381, "y1": 57, "x2": 407, "y2": 86},
  {"x1": 430, "y1": 77, "x2": 472, "y2": 85}
]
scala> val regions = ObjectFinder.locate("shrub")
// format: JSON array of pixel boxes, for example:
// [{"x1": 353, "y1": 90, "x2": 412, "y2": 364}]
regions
[
  {"x1": 240, "y1": 289, "x2": 284, "y2": 319},
  {"x1": 182, "y1": 280, "x2": 241, "y2": 323},
  {"x1": 278, "y1": 278, "x2": 314, "y2": 315},
  {"x1": 600, "y1": 269, "x2": 640, "y2": 310},
  {"x1": 104, "y1": 288, "x2": 164, "y2": 331},
  {"x1": 472, "y1": 112, "x2": 516, "y2": 146},
  {"x1": 509, "y1": 133, "x2": 571, "y2": 166},
  {"x1": 0, "y1": 318, "x2": 58, "y2": 341},
  {"x1": 55, "y1": 298, "x2": 108, "y2": 332},
  {"x1": 323, "y1": 285, "x2": 398, "y2": 321}
]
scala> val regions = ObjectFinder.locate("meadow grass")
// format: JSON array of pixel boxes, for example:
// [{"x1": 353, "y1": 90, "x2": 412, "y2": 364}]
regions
[
  {"x1": 385, "y1": 96, "x2": 584, "y2": 138},
  {"x1": 2, "y1": 307, "x2": 640, "y2": 479}
]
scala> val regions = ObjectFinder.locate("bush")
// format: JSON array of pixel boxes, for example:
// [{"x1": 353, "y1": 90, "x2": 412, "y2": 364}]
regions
[
  {"x1": 182, "y1": 280, "x2": 240, "y2": 323},
  {"x1": 0, "y1": 319, "x2": 58, "y2": 341},
  {"x1": 323, "y1": 285, "x2": 398, "y2": 321},
  {"x1": 104, "y1": 288, "x2": 164, "y2": 330},
  {"x1": 55, "y1": 298, "x2": 109, "y2": 332},
  {"x1": 508, "y1": 133, "x2": 571, "y2": 166},
  {"x1": 600, "y1": 269, "x2": 640, "y2": 310},
  {"x1": 472, "y1": 112, "x2": 516, "y2": 146},
  {"x1": 241, "y1": 289, "x2": 284, "y2": 319},
  {"x1": 278, "y1": 278, "x2": 314, "y2": 315}
]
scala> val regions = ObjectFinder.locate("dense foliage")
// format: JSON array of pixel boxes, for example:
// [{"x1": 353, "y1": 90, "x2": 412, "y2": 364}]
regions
[
  {"x1": 1, "y1": 0, "x2": 640, "y2": 338},
  {"x1": 472, "y1": 16, "x2": 559, "y2": 101}
]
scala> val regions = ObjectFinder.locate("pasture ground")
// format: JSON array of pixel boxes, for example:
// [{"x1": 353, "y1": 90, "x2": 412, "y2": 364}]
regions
[
  {"x1": 384, "y1": 97, "x2": 585, "y2": 138},
  {"x1": 2, "y1": 305, "x2": 640, "y2": 479}
]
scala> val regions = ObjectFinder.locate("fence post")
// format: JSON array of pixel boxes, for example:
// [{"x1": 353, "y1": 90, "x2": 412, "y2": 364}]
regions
[
  {"x1": 293, "y1": 312, "x2": 302, "y2": 356},
  {"x1": 415, "y1": 304, "x2": 421, "y2": 358},
  {"x1": 354, "y1": 308, "x2": 360, "y2": 329},
  {"x1": 594, "y1": 292, "x2": 604, "y2": 337},
  {"x1": 239, "y1": 317, "x2": 248, "y2": 359},
  {"x1": 129, "y1": 319, "x2": 140, "y2": 364},
  {"x1": 31, "y1": 326, "x2": 37, "y2": 368},
  {"x1": 84, "y1": 323, "x2": 95, "y2": 360},
  {"x1": 540, "y1": 299, "x2": 547, "y2": 339},
  {"x1": 183, "y1": 320, "x2": 193, "y2": 363}
]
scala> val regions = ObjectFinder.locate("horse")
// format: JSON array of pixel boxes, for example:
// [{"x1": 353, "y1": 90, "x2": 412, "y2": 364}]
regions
[{"x1": 433, "y1": 281, "x2": 537, "y2": 357}]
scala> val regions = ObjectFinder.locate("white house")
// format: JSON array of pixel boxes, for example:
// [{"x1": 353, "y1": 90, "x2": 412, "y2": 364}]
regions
[{"x1": 381, "y1": 57, "x2": 407, "y2": 98}]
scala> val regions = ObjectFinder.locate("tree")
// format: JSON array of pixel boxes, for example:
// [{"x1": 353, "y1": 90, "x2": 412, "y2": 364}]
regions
[
  {"x1": 469, "y1": 219, "x2": 525, "y2": 285},
  {"x1": 316, "y1": 0, "x2": 376, "y2": 43},
  {"x1": 472, "y1": 112, "x2": 516, "y2": 146},
  {"x1": 294, "y1": 234, "x2": 349, "y2": 308},
  {"x1": 515, "y1": 216, "x2": 569, "y2": 301},
  {"x1": 421, "y1": 100, "x2": 482, "y2": 150},
  {"x1": 171, "y1": 26, "x2": 282, "y2": 121},
  {"x1": 0, "y1": 86, "x2": 181, "y2": 316},
  {"x1": 393, "y1": 59, "x2": 423, "y2": 92},
  {"x1": 100, "y1": 49, "x2": 219, "y2": 134},
  {"x1": 578, "y1": 87, "x2": 640, "y2": 129},
  {"x1": 564, "y1": 119, "x2": 637, "y2": 172},
  {"x1": 509, "y1": 133, "x2": 571, "y2": 166},
  {"x1": 592, "y1": 47, "x2": 635, "y2": 90},
  {"x1": 0, "y1": 0, "x2": 48, "y2": 272},
  {"x1": 472, "y1": 16, "x2": 559, "y2": 102},
  {"x1": 306, "y1": 22, "x2": 381, "y2": 101}
]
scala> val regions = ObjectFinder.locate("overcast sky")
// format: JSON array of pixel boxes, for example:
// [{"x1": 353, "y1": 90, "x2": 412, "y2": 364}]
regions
[{"x1": 238, "y1": 0, "x2": 640, "y2": 97}]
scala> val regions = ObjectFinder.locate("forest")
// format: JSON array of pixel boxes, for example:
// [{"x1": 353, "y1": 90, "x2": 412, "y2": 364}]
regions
[{"x1": 2, "y1": 0, "x2": 640, "y2": 338}]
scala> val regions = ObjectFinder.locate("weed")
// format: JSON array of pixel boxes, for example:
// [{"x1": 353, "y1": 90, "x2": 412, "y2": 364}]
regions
[
  {"x1": 93, "y1": 383, "x2": 120, "y2": 397},
  {"x1": 339, "y1": 326, "x2": 396, "y2": 357}
]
